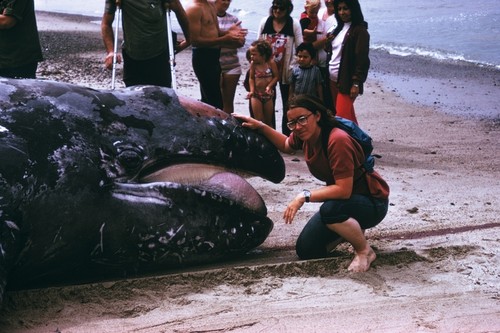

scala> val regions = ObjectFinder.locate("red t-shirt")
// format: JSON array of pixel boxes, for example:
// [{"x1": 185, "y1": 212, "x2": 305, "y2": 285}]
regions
[
  {"x1": 289, "y1": 128, "x2": 389, "y2": 199},
  {"x1": 300, "y1": 12, "x2": 319, "y2": 43}
]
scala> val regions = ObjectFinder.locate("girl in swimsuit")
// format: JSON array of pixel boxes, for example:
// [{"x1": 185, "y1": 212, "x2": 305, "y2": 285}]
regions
[{"x1": 247, "y1": 40, "x2": 279, "y2": 127}]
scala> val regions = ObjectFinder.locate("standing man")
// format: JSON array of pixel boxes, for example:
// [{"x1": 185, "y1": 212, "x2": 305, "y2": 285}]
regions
[
  {"x1": 101, "y1": 0, "x2": 190, "y2": 88},
  {"x1": 0, "y1": 0, "x2": 43, "y2": 79},
  {"x1": 185, "y1": 0, "x2": 247, "y2": 110}
]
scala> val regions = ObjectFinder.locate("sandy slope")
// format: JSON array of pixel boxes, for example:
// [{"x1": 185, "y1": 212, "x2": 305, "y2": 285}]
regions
[{"x1": 0, "y1": 11, "x2": 499, "y2": 333}]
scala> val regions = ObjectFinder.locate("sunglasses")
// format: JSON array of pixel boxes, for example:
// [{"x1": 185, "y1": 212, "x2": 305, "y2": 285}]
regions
[{"x1": 272, "y1": 5, "x2": 287, "y2": 11}]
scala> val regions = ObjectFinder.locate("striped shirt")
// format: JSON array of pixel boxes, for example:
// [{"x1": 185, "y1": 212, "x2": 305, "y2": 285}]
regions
[
  {"x1": 289, "y1": 65, "x2": 323, "y2": 97},
  {"x1": 217, "y1": 12, "x2": 241, "y2": 73}
]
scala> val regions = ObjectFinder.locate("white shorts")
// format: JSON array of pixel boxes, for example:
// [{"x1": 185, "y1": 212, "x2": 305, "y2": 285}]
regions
[{"x1": 222, "y1": 66, "x2": 242, "y2": 75}]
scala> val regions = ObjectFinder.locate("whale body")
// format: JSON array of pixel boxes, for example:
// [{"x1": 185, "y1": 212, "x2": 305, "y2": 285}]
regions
[{"x1": 0, "y1": 78, "x2": 285, "y2": 301}]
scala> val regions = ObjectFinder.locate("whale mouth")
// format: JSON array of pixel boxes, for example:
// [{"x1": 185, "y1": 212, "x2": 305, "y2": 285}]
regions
[{"x1": 137, "y1": 163, "x2": 267, "y2": 216}]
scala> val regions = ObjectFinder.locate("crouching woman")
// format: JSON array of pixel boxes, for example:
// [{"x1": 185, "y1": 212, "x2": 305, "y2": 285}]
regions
[{"x1": 234, "y1": 94, "x2": 389, "y2": 272}]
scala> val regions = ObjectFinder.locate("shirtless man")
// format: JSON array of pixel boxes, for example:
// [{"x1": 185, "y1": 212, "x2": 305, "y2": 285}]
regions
[{"x1": 185, "y1": 0, "x2": 247, "y2": 109}]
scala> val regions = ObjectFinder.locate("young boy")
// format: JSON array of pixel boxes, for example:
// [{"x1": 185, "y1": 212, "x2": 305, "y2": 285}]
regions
[{"x1": 289, "y1": 42, "x2": 323, "y2": 100}]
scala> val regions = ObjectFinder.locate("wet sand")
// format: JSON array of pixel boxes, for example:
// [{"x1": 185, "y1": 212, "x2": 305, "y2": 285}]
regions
[
  {"x1": 0, "y1": 11, "x2": 499, "y2": 333},
  {"x1": 369, "y1": 49, "x2": 500, "y2": 119}
]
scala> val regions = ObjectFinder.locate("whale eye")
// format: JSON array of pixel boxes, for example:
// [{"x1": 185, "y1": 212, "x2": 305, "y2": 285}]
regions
[
  {"x1": 114, "y1": 142, "x2": 146, "y2": 173},
  {"x1": 117, "y1": 149, "x2": 144, "y2": 172}
]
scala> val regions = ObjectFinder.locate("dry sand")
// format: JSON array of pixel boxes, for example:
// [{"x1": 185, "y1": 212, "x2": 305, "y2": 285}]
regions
[{"x1": 0, "y1": 11, "x2": 499, "y2": 333}]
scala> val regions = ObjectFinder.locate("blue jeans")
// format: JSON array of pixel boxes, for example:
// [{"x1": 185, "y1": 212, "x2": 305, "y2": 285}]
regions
[{"x1": 296, "y1": 195, "x2": 389, "y2": 259}]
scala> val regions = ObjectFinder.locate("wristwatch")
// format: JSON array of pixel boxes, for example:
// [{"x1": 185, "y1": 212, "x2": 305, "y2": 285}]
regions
[{"x1": 303, "y1": 190, "x2": 311, "y2": 203}]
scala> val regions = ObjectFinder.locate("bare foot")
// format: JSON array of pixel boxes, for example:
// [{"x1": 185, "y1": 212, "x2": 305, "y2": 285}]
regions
[{"x1": 348, "y1": 246, "x2": 376, "y2": 272}]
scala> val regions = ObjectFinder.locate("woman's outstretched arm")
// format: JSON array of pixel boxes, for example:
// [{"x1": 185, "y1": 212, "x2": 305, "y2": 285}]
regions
[{"x1": 233, "y1": 114, "x2": 295, "y2": 154}]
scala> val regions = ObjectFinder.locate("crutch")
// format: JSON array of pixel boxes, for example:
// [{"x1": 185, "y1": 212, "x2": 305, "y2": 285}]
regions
[
  {"x1": 166, "y1": 8, "x2": 177, "y2": 90},
  {"x1": 111, "y1": 7, "x2": 121, "y2": 90}
]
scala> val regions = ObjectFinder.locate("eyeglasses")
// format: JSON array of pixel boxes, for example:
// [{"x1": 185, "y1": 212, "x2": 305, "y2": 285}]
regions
[
  {"x1": 272, "y1": 5, "x2": 286, "y2": 11},
  {"x1": 286, "y1": 114, "x2": 313, "y2": 130}
]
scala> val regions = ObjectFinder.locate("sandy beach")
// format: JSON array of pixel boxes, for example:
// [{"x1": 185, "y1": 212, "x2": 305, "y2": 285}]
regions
[{"x1": 0, "y1": 11, "x2": 499, "y2": 333}]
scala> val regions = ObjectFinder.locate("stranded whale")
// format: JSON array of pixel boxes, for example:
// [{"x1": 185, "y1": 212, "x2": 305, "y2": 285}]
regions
[{"x1": 0, "y1": 78, "x2": 285, "y2": 302}]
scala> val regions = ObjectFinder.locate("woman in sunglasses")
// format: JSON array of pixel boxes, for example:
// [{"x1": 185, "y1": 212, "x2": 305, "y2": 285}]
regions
[
  {"x1": 234, "y1": 94, "x2": 389, "y2": 272},
  {"x1": 258, "y1": 0, "x2": 303, "y2": 135}
]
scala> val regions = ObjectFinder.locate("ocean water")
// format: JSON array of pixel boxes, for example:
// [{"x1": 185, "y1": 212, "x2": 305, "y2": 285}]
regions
[{"x1": 35, "y1": 0, "x2": 500, "y2": 69}]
